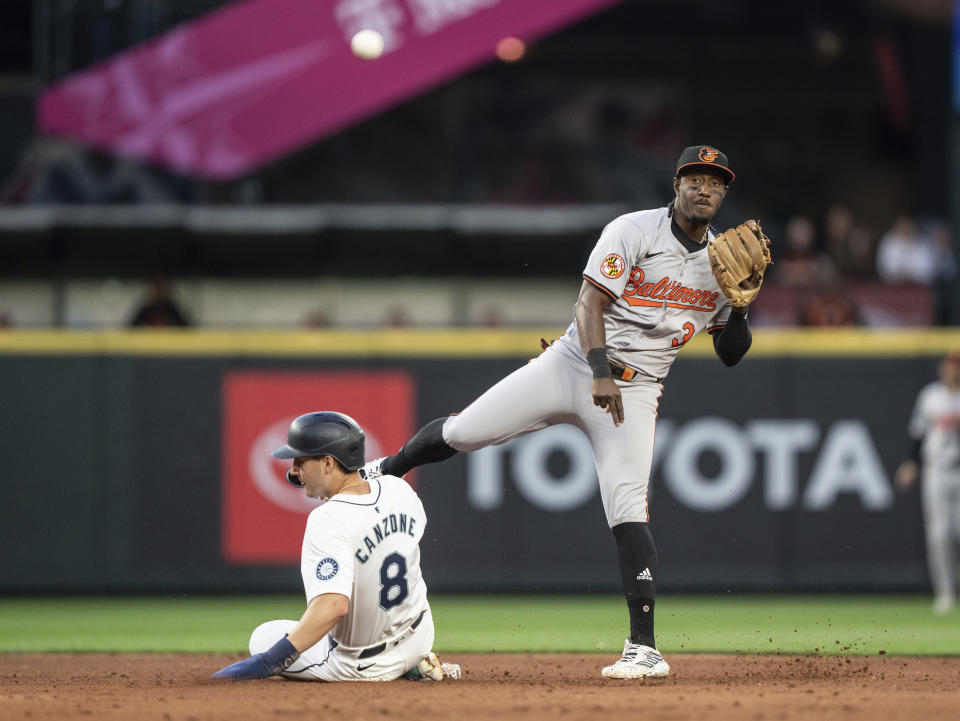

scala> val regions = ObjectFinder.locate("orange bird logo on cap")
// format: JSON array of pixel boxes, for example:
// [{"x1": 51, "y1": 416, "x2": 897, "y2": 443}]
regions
[{"x1": 698, "y1": 147, "x2": 719, "y2": 162}]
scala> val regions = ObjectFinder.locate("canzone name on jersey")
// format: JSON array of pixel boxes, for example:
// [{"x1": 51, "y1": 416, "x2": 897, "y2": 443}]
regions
[
  {"x1": 300, "y1": 475, "x2": 428, "y2": 650},
  {"x1": 556, "y1": 207, "x2": 732, "y2": 380},
  {"x1": 355, "y1": 512, "x2": 418, "y2": 563}
]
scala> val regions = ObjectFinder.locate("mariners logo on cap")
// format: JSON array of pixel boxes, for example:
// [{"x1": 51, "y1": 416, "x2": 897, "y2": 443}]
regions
[
  {"x1": 601, "y1": 253, "x2": 625, "y2": 279},
  {"x1": 316, "y1": 557, "x2": 339, "y2": 580},
  {"x1": 698, "y1": 146, "x2": 719, "y2": 162}
]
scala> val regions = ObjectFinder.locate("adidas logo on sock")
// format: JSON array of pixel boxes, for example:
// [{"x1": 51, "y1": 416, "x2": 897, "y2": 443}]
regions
[{"x1": 636, "y1": 567, "x2": 653, "y2": 581}]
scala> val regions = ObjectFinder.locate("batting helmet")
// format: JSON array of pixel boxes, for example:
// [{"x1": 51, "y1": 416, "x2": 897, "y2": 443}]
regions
[{"x1": 271, "y1": 412, "x2": 366, "y2": 484}]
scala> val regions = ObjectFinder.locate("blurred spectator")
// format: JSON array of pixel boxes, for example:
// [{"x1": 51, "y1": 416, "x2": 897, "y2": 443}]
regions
[
  {"x1": 875, "y1": 216, "x2": 937, "y2": 284},
  {"x1": 824, "y1": 204, "x2": 854, "y2": 254},
  {"x1": 2, "y1": 138, "x2": 192, "y2": 205},
  {"x1": 774, "y1": 214, "x2": 837, "y2": 287},
  {"x1": 385, "y1": 307, "x2": 411, "y2": 328},
  {"x1": 478, "y1": 307, "x2": 505, "y2": 328},
  {"x1": 838, "y1": 225, "x2": 877, "y2": 279},
  {"x1": 926, "y1": 221, "x2": 957, "y2": 283},
  {"x1": 824, "y1": 204, "x2": 877, "y2": 279},
  {"x1": 800, "y1": 290, "x2": 859, "y2": 326},
  {"x1": 0, "y1": 313, "x2": 13, "y2": 328},
  {"x1": 927, "y1": 221, "x2": 957, "y2": 325},
  {"x1": 304, "y1": 310, "x2": 332, "y2": 328},
  {"x1": 129, "y1": 279, "x2": 190, "y2": 327}
]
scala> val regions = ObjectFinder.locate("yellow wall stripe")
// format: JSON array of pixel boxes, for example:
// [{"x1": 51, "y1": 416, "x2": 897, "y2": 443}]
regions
[{"x1": 0, "y1": 328, "x2": 956, "y2": 357}]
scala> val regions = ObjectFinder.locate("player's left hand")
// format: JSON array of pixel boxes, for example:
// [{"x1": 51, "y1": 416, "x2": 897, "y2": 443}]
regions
[
  {"x1": 212, "y1": 654, "x2": 277, "y2": 680},
  {"x1": 708, "y1": 221, "x2": 772, "y2": 308},
  {"x1": 212, "y1": 637, "x2": 300, "y2": 681}
]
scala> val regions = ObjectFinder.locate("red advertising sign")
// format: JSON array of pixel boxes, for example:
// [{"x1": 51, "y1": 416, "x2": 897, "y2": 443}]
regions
[
  {"x1": 222, "y1": 370, "x2": 414, "y2": 564},
  {"x1": 37, "y1": 0, "x2": 622, "y2": 178}
]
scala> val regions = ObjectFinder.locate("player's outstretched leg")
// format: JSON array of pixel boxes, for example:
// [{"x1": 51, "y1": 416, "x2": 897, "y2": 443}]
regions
[
  {"x1": 361, "y1": 418, "x2": 457, "y2": 479},
  {"x1": 363, "y1": 349, "x2": 574, "y2": 480}
]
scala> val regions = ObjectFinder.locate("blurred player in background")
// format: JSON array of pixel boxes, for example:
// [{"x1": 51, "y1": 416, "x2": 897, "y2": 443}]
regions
[
  {"x1": 895, "y1": 353, "x2": 960, "y2": 613},
  {"x1": 213, "y1": 412, "x2": 459, "y2": 682}
]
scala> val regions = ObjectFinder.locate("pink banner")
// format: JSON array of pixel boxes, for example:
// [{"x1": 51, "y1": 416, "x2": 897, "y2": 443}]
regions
[{"x1": 38, "y1": 0, "x2": 622, "y2": 179}]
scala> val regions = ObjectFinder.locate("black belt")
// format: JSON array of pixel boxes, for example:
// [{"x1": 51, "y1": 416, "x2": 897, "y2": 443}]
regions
[
  {"x1": 609, "y1": 359, "x2": 661, "y2": 383},
  {"x1": 357, "y1": 609, "x2": 426, "y2": 659}
]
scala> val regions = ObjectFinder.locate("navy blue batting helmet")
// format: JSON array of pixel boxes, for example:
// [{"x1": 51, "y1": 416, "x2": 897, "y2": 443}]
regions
[{"x1": 272, "y1": 412, "x2": 365, "y2": 486}]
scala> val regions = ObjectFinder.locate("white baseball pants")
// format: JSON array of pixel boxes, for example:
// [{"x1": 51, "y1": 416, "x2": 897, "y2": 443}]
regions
[
  {"x1": 248, "y1": 609, "x2": 435, "y2": 682},
  {"x1": 921, "y1": 465, "x2": 960, "y2": 603}
]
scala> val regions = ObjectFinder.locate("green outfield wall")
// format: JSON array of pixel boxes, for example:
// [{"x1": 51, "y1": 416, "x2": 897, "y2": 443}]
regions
[{"x1": 0, "y1": 328, "x2": 957, "y2": 593}]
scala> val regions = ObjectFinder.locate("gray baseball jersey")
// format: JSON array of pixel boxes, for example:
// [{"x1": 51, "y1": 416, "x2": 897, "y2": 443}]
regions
[
  {"x1": 909, "y1": 381, "x2": 960, "y2": 469},
  {"x1": 558, "y1": 207, "x2": 732, "y2": 380}
]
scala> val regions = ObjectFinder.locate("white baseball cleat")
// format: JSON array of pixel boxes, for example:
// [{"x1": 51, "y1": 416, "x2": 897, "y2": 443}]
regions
[
  {"x1": 359, "y1": 457, "x2": 387, "y2": 480},
  {"x1": 440, "y1": 662, "x2": 462, "y2": 680},
  {"x1": 601, "y1": 641, "x2": 670, "y2": 679},
  {"x1": 933, "y1": 594, "x2": 955, "y2": 614},
  {"x1": 406, "y1": 652, "x2": 460, "y2": 681}
]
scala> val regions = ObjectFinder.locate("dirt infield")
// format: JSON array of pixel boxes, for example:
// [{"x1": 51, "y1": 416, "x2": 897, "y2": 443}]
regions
[{"x1": 1, "y1": 653, "x2": 958, "y2": 721}]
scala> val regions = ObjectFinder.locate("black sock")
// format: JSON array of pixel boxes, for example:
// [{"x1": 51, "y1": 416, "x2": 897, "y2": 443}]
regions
[
  {"x1": 627, "y1": 599, "x2": 655, "y2": 648},
  {"x1": 383, "y1": 417, "x2": 458, "y2": 477},
  {"x1": 612, "y1": 522, "x2": 659, "y2": 648}
]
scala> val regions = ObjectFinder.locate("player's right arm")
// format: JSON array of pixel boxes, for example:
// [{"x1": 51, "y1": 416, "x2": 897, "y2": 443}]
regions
[
  {"x1": 576, "y1": 215, "x2": 648, "y2": 426},
  {"x1": 575, "y1": 280, "x2": 623, "y2": 426},
  {"x1": 286, "y1": 592, "x2": 349, "y2": 651}
]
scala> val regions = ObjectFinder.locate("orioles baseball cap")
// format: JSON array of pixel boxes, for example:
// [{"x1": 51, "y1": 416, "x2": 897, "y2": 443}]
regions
[{"x1": 676, "y1": 145, "x2": 735, "y2": 183}]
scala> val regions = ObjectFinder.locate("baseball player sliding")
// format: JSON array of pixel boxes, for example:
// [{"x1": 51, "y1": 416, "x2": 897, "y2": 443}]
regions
[
  {"x1": 895, "y1": 353, "x2": 960, "y2": 614},
  {"x1": 361, "y1": 146, "x2": 772, "y2": 679},
  {"x1": 213, "y1": 412, "x2": 460, "y2": 682}
]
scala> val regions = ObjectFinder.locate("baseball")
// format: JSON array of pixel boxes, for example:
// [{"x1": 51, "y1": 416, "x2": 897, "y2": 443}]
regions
[{"x1": 351, "y1": 29, "x2": 384, "y2": 60}]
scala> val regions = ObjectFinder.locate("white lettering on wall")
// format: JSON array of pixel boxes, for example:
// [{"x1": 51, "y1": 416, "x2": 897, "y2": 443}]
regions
[
  {"x1": 465, "y1": 418, "x2": 893, "y2": 513},
  {"x1": 510, "y1": 425, "x2": 596, "y2": 511},
  {"x1": 406, "y1": 0, "x2": 500, "y2": 34},
  {"x1": 663, "y1": 418, "x2": 754, "y2": 512},
  {"x1": 803, "y1": 420, "x2": 892, "y2": 510},
  {"x1": 747, "y1": 420, "x2": 820, "y2": 510}
]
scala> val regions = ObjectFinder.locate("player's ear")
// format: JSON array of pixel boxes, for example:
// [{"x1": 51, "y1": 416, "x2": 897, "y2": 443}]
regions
[{"x1": 673, "y1": 176, "x2": 680, "y2": 195}]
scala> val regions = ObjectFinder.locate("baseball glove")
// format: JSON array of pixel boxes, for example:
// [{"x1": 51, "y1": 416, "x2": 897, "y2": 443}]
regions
[{"x1": 707, "y1": 220, "x2": 773, "y2": 308}]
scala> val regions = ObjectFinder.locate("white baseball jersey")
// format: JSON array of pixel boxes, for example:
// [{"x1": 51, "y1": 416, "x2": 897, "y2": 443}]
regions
[
  {"x1": 909, "y1": 381, "x2": 960, "y2": 469},
  {"x1": 300, "y1": 475, "x2": 429, "y2": 650},
  {"x1": 557, "y1": 207, "x2": 732, "y2": 380}
]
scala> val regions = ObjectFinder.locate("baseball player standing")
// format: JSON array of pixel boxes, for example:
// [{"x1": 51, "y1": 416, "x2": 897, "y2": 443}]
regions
[
  {"x1": 895, "y1": 353, "x2": 960, "y2": 614},
  {"x1": 213, "y1": 412, "x2": 459, "y2": 682},
  {"x1": 361, "y1": 146, "x2": 772, "y2": 679}
]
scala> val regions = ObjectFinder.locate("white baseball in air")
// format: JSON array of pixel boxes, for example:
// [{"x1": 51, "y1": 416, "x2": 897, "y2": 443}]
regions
[{"x1": 351, "y1": 29, "x2": 384, "y2": 60}]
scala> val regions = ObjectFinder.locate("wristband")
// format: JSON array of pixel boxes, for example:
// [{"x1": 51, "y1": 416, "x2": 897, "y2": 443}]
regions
[
  {"x1": 586, "y1": 347, "x2": 613, "y2": 379},
  {"x1": 263, "y1": 636, "x2": 300, "y2": 673}
]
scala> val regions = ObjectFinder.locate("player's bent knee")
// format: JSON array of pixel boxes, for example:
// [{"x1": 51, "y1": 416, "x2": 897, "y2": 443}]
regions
[
  {"x1": 441, "y1": 416, "x2": 488, "y2": 452},
  {"x1": 248, "y1": 619, "x2": 297, "y2": 655}
]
